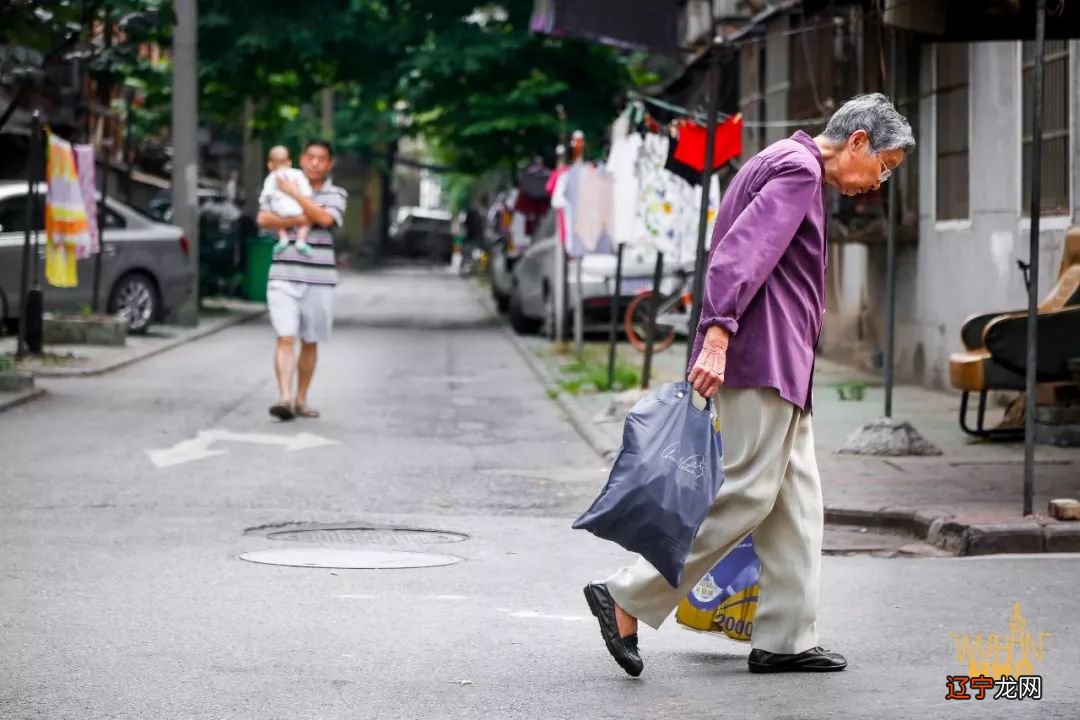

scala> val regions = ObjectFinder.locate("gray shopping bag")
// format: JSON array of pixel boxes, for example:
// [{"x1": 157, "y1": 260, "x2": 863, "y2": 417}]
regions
[{"x1": 573, "y1": 381, "x2": 725, "y2": 587}]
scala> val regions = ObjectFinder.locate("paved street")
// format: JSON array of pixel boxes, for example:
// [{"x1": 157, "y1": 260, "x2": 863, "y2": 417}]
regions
[{"x1": 1, "y1": 268, "x2": 1078, "y2": 719}]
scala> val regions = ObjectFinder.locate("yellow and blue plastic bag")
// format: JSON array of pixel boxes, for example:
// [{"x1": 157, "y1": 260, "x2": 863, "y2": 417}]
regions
[{"x1": 675, "y1": 536, "x2": 760, "y2": 642}]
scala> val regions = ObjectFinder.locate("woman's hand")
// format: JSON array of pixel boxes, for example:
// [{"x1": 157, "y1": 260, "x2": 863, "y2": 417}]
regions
[{"x1": 689, "y1": 326, "x2": 730, "y2": 399}]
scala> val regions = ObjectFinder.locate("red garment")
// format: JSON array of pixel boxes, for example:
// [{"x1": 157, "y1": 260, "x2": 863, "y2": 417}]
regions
[{"x1": 673, "y1": 115, "x2": 743, "y2": 172}]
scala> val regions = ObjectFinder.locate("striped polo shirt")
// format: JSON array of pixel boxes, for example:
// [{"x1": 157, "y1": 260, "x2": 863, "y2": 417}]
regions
[{"x1": 263, "y1": 179, "x2": 348, "y2": 286}]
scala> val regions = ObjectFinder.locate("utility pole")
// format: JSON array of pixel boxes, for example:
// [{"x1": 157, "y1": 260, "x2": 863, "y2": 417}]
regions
[
  {"x1": 321, "y1": 88, "x2": 334, "y2": 139},
  {"x1": 172, "y1": 0, "x2": 199, "y2": 326}
]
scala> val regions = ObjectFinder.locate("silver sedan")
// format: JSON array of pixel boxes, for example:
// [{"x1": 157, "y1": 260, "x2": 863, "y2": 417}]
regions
[{"x1": 0, "y1": 181, "x2": 193, "y2": 334}]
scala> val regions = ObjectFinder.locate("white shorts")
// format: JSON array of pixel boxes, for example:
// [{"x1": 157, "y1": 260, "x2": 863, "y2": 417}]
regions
[{"x1": 267, "y1": 280, "x2": 334, "y2": 344}]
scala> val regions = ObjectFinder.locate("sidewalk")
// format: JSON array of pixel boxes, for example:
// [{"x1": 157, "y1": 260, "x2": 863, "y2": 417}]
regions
[
  {"x1": 0, "y1": 298, "x2": 265, "y2": 393},
  {"x1": 509, "y1": 330, "x2": 1080, "y2": 556}
]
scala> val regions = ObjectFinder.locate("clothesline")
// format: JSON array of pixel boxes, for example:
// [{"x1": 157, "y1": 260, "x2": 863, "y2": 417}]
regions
[{"x1": 628, "y1": 92, "x2": 828, "y2": 130}]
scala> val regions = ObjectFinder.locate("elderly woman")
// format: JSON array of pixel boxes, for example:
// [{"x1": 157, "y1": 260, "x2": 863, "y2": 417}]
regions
[{"x1": 584, "y1": 93, "x2": 915, "y2": 676}]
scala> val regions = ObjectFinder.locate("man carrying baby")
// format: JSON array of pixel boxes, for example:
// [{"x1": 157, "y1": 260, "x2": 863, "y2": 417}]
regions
[
  {"x1": 256, "y1": 139, "x2": 348, "y2": 421},
  {"x1": 261, "y1": 145, "x2": 315, "y2": 256}
]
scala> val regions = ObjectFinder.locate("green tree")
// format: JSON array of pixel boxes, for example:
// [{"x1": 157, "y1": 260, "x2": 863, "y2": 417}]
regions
[
  {"x1": 398, "y1": 0, "x2": 636, "y2": 175},
  {"x1": 191, "y1": 0, "x2": 640, "y2": 173}
]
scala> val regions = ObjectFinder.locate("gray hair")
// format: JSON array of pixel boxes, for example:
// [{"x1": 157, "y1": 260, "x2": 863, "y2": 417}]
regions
[{"x1": 822, "y1": 93, "x2": 915, "y2": 153}]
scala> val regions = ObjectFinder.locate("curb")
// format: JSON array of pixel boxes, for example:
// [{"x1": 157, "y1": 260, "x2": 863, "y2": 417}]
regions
[
  {"x1": 469, "y1": 278, "x2": 1080, "y2": 557},
  {"x1": 0, "y1": 387, "x2": 46, "y2": 415},
  {"x1": 825, "y1": 505, "x2": 1080, "y2": 556},
  {"x1": 29, "y1": 307, "x2": 267, "y2": 378},
  {"x1": 509, "y1": 331, "x2": 621, "y2": 462},
  {"x1": 467, "y1": 280, "x2": 620, "y2": 461}
]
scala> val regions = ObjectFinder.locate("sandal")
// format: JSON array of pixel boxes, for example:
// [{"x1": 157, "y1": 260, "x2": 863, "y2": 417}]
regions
[
  {"x1": 269, "y1": 402, "x2": 295, "y2": 421},
  {"x1": 294, "y1": 403, "x2": 320, "y2": 419}
]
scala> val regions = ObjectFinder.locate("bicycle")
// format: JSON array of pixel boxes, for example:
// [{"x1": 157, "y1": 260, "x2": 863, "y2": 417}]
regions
[{"x1": 623, "y1": 269, "x2": 693, "y2": 353}]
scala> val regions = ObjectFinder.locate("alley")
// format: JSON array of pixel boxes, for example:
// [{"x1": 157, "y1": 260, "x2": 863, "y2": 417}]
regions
[{"x1": 1, "y1": 268, "x2": 1077, "y2": 719}]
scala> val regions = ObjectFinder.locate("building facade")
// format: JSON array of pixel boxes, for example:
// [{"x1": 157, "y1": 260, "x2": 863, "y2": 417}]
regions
[{"x1": 731, "y1": 2, "x2": 1078, "y2": 389}]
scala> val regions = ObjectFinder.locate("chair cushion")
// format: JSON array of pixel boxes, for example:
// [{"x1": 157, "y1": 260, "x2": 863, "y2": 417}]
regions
[
  {"x1": 949, "y1": 350, "x2": 988, "y2": 391},
  {"x1": 949, "y1": 350, "x2": 1028, "y2": 392}
]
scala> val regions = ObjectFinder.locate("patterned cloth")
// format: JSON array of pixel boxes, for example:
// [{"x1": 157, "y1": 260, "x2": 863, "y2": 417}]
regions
[
  {"x1": 45, "y1": 131, "x2": 93, "y2": 288},
  {"x1": 72, "y1": 144, "x2": 99, "y2": 256},
  {"x1": 632, "y1": 133, "x2": 720, "y2": 268}
]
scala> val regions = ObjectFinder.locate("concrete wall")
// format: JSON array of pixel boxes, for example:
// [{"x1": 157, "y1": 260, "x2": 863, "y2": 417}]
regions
[
  {"x1": 911, "y1": 40, "x2": 1079, "y2": 389},
  {"x1": 822, "y1": 41, "x2": 1079, "y2": 390}
]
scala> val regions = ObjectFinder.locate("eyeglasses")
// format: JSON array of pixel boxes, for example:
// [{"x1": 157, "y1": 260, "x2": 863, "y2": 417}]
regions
[{"x1": 878, "y1": 156, "x2": 893, "y2": 183}]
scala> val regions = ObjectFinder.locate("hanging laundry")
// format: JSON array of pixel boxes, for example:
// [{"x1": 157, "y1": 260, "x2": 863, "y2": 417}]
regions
[
  {"x1": 45, "y1": 130, "x2": 92, "y2": 288},
  {"x1": 665, "y1": 135, "x2": 703, "y2": 186},
  {"x1": 546, "y1": 164, "x2": 570, "y2": 246},
  {"x1": 571, "y1": 164, "x2": 616, "y2": 257},
  {"x1": 529, "y1": 0, "x2": 678, "y2": 53},
  {"x1": 671, "y1": 173, "x2": 721, "y2": 268},
  {"x1": 606, "y1": 112, "x2": 643, "y2": 247},
  {"x1": 632, "y1": 132, "x2": 721, "y2": 267},
  {"x1": 72, "y1": 143, "x2": 100, "y2": 256},
  {"x1": 672, "y1": 115, "x2": 744, "y2": 174},
  {"x1": 633, "y1": 133, "x2": 678, "y2": 257},
  {"x1": 553, "y1": 162, "x2": 584, "y2": 256}
]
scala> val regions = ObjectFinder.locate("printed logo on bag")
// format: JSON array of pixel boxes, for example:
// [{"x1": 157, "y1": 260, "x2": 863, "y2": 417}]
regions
[
  {"x1": 945, "y1": 603, "x2": 1049, "y2": 702},
  {"x1": 690, "y1": 573, "x2": 720, "y2": 603},
  {"x1": 661, "y1": 443, "x2": 706, "y2": 480}
]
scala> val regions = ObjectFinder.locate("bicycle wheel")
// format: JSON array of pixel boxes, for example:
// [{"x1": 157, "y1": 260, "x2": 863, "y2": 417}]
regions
[{"x1": 624, "y1": 291, "x2": 677, "y2": 353}]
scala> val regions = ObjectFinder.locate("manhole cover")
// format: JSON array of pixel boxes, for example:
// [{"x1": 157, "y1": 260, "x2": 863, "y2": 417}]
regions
[
  {"x1": 266, "y1": 527, "x2": 468, "y2": 546},
  {"x1": 239, "y1": 548, "x2": 462, "y2": 569}
]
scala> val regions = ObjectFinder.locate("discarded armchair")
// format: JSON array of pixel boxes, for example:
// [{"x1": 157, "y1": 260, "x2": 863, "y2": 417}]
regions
[{"x1": 948, "y1": 230, "x2": 1080, "y2": 439}]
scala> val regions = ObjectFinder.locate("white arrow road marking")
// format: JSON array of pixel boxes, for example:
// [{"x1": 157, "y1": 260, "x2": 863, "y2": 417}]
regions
[
  {"x1": 146, "y1": 437, "x2": 228, "y2": 469},
  {"x1": 147, "y1": 428, "x2": 339, "y2": 468}
]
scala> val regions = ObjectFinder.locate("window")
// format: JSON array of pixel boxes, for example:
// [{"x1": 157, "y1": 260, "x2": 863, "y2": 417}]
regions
[
  {"x1": 1022, "y1": 40, "x2": 1071, "y2": 216},
  {"x1": 0, "y1": 194, "x2": 45, "y2": 234},
  {"x1": 935, "y1": 43, "x2": 970, "y2": 222}
]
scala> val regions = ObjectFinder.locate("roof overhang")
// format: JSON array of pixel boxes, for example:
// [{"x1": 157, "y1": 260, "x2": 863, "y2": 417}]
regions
[{"x1": 881, "y1": 0, "x2": 1080, "y2": 42}]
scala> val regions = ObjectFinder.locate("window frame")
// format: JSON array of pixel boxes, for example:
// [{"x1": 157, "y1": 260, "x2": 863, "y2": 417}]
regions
[
  {"x1": 933, "y1": 42, "x2": 973, "y2": 227},
  {"x1": 1017, "y1": 40, "x2": 1073, "y2": 224}
]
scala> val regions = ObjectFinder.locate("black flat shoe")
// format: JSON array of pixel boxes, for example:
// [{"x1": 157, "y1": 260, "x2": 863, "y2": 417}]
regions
[
  {"x1": 748, "y1": 647, "x2": 848, "y2": 674},
  {"x1": 583, "y1": 583, "x2": 643, "y2": 677}
]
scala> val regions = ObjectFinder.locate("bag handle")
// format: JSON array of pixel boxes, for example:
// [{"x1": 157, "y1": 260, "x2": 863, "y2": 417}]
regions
[{"x1": 675, "y1": 384, "x2": 713, "y2": 414}]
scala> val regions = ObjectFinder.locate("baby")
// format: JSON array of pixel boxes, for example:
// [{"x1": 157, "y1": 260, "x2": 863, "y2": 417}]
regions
[{"x1": 260, "y1": 145, "x2": 313, "y2": 256}]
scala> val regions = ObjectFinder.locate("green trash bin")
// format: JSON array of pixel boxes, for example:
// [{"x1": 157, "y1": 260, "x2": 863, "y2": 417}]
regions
[{"x1": 243, "y1": 236, "x2": 276, "y2": 303}]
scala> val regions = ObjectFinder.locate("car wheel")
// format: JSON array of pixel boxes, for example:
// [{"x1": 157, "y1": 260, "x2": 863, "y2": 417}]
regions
[
  {"x1": 109, "y1": 272, "x2": 159, "y2": 335},
  {"x1": 509, "y1": 292, "x2": 541, "y2": 335}
]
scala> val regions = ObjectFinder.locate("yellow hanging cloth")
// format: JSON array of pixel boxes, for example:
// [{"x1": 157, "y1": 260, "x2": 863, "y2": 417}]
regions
[{"x1": 45, "y1": 129, "x2": 91, "y2": 289}]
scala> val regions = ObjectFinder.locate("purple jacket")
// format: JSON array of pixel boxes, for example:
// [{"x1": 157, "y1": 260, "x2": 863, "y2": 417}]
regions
[{"x1": 689, "y1": 131, "x2": 827, "y2": 411}]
